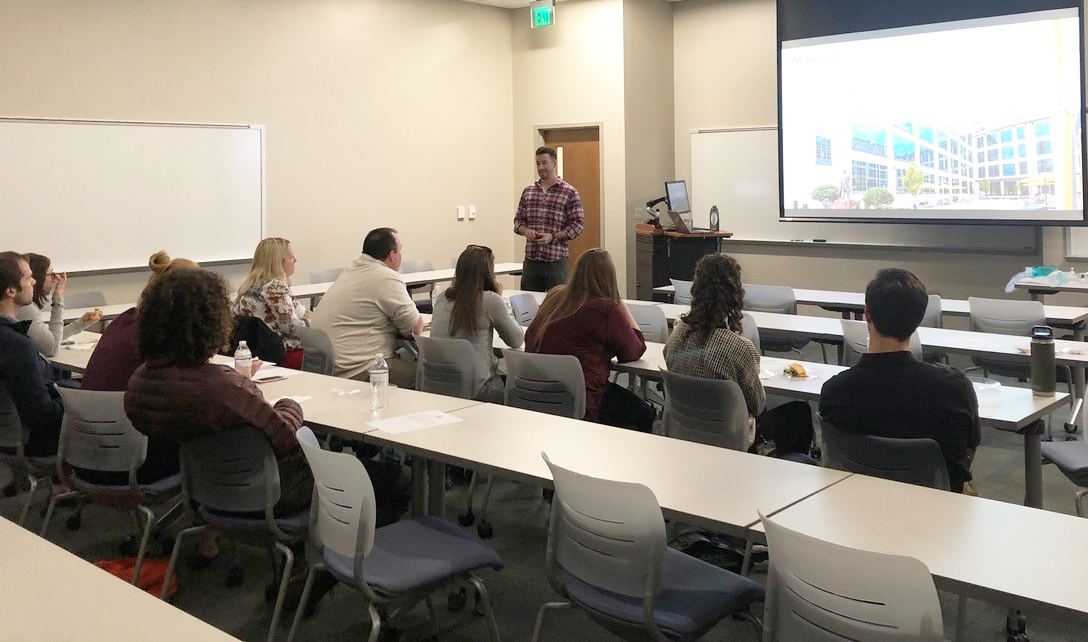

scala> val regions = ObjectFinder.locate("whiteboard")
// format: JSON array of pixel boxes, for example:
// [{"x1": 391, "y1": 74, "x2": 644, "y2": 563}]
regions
[
  {"x1": 690, "y1": 129, "x2": 1038, "y2": 253},
  {"x1": 1065, "y1": 227, "x2": 1088, "y2": 259},
  {"x1": 0, "y1": 119, "x2": 264, "y2": 273}
]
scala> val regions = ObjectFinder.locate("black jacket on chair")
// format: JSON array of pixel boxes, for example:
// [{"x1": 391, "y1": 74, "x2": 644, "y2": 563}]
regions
[{"x1": 222, "y1": 315, "x2": 287, "y2": 365}]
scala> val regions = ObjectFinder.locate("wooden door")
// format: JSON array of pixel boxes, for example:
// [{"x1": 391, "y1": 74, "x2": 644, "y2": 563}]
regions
[{"x1": 542, "y1": 127, "x2": 600, "y2": 267}]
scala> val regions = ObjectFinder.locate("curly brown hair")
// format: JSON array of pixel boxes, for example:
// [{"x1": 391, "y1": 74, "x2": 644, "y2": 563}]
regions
[
  {"x1": 680, "y1": 253, "x2": 745, "y2": 340},
  {"x1": 136, "y1": 268, "x2": 233, "y2": 366}
]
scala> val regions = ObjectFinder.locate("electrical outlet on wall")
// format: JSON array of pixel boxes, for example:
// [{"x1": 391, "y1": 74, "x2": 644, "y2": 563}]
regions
[
  {"x1": 457, "y1": 206, "x2": 465, "y2": 221},
  {"x1": 468, "y1": 206, "x2": 476, "y2": 221}
]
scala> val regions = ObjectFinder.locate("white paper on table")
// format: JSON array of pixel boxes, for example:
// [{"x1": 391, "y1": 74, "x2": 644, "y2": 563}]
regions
[
  {"x1": 268, "y1": 395, "x2": 311, "y2": 405},
  {"x1": 367, "y1": 411, "x2": 464, "y2": 435},
  {"x1": 254, "y1": 366, "x2": 304, "y2": 380}
]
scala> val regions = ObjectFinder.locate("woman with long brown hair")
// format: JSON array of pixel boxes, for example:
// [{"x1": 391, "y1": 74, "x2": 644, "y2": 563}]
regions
[
  {"x1": 525, "y1": 248, "x2": 653, "y2": 431},
  {"x1": 664, "y1": 253, "x2": 813, "y2": 456},
  {"x1": 15, "y1": 252, "x2": 103, "y2": 357},
  {"x1": 431, "y1": 244, "x2": 524, "y2": 403}
]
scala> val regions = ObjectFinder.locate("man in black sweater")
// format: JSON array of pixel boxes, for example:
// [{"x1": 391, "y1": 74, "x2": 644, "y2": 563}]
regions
[
  {"x1": 819, "y1": 268, "x2": 980, "y2": 492},
  {"x1": 0, "y1": 251, "x2": 64, "y2": 456}
]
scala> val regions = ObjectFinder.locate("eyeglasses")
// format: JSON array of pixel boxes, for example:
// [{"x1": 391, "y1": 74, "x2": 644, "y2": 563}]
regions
[{"x1": 45, "y1": 271, "x2": 58, "y2": 280}]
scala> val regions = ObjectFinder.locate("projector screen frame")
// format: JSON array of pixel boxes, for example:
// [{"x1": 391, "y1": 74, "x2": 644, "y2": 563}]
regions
[{"x1": 776, "y1": 2, "x2": 1088, "y2": 227}]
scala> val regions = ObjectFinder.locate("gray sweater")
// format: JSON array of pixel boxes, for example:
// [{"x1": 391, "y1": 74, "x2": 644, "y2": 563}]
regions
[
  {"x1": 16, "y1": 298, "x2": 87, "y2": 358},
  {"x1": 431, "y1": 291, "x2": 524, "y2": 384}
]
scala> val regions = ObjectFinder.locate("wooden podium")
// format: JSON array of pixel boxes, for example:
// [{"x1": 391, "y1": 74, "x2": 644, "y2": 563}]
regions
[{"x1": 634, "y1": 223, "x2": 732, "y2": 300}]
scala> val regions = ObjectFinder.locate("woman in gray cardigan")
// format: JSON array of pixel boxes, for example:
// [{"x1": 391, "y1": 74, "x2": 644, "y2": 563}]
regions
[
  {"x1": 431, "y1": 245, "x2": 523, "y2": 403},
  {"x1": 16, "y1": 253, "x2": 102, "y2": 356}
]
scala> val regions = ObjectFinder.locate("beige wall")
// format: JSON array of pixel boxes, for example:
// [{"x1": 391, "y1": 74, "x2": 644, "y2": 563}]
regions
[
  {"x1": 623, "y1": 0, "x2": 675, "y2": 295},
  {"x1": 670, "y1": 0, "x2": 1085, "y2": 308},
  {"x1": 510, "y1": 0, "x2": 629, "y2": 291},
  {"x1": 0, "y1": 0, "x2": 514, "y2": 302}
]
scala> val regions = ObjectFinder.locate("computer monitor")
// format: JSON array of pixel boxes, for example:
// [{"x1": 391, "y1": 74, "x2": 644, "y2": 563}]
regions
[{"x1": 665, "y1": 180, "x2": 690, "y2": 214}]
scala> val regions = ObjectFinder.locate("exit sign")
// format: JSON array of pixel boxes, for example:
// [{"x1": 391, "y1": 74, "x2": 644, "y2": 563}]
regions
[{"x1": 530, "y1": 0, "x2": 555, "y2": 28}]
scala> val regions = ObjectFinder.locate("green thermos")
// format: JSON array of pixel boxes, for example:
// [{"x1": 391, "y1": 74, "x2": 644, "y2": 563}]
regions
[{"x1": 1030, "y1": 325, "x2": 1056, "y2": 397}]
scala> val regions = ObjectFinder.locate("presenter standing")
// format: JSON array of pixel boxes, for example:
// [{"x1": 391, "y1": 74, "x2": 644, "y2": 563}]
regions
[{"x1": 513, "y1": 146, "x2": 585, "y2": 291}]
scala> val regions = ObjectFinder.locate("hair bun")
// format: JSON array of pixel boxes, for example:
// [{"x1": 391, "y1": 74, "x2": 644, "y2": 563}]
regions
[{"x1": 148, "y1": 250, "x2": 171, "y2": 273}]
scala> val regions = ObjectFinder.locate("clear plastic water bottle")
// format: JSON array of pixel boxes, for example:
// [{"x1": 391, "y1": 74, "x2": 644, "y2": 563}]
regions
[
  {"x1": 234, "y1": 341, "x2": 253, "y2": 378},
  {"x1": 370, "y1": 353, "x2": 389, "y2": 411}
]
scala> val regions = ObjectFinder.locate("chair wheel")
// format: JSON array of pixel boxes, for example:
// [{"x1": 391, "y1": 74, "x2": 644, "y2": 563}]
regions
[
  {"x1": 226, "y1": 564, "x2": 245, "y2": 588},
  {"x1": 65, "y1": 509, "x2": 82, "y2": 531},
  {"x1": 477, "y1": 521, "x2": 493, "y2": 539},
  {"x1": 447, "y1": 587, "x2": 467, "y2": 611},
  {"x1": 1064, "y1": 423, "x2": 1079, "y2": 434},
  {"x1": 118, "y1": 536, "x2": 139, "y2": 557},
  {"x1": 1007, "y1": 635, "x2": 1029, "y2": 642},
  {"x1": 457, "y1": 510, "x2": 475, "y2": 526}
]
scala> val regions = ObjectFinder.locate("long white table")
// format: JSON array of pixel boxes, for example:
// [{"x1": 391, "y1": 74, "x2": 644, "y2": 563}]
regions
[
  {"x1": 46, "y1": 331, "x2": 1088, "y2": 631},
  {"x1": 759, "y1": 474, "x2": 1088, "y2": 630},
  {"x1": 652, "y1": 284, "x2": 1088, "y2": 336},
  {"x1": 289, "y1": 261, "x2": 524, "y2": 305},
  {"x1": 0, "y1": 516, "x2": 240, "y2": 641},
  {"x1": 361, "y1": 401, "x2": 851, "y2": 536},
  {"x1": 615, "y1": 344, "x2": 1068, "y2": 510},
  {"x1": 60, "y1": 262, "x2": 525, "y2": 322},
  {"x1": 1014, "y1": 276, "x2": 1088, "y2": 301}
]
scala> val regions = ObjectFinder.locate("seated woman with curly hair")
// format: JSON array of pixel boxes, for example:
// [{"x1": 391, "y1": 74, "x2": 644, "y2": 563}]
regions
[
  {"x1": 124, "y1": 267, "x2": 313, "y2": 514},
  {"x1": 664, "y1": 253, "x2": 812, "y2": 456}
]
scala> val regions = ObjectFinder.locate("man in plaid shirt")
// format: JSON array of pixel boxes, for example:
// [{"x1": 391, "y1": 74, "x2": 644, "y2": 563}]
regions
[{"x1": 513, "y1": 146, "x2": 585, "y2": 291}]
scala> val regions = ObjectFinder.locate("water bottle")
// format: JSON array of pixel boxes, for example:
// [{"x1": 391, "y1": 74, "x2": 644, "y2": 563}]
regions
[
  {"x1": 370, "y1": 353, "x2": 389, "y2": 411},
  {"x1": 1030, "y1": 325, "x2": 1056, "y2": 397},
  {"x1": 234, "y1": 341, "x2": 253, "y2": 378}
]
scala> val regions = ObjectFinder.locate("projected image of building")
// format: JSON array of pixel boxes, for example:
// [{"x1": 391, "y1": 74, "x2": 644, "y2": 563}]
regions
[{"x1": 788, "y1": 110, "x2": 1080, "y2": 212}]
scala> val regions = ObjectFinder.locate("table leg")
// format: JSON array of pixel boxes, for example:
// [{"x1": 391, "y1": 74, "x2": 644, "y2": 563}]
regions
[
  {"x1": 1023, "y1": 428, "x2": 1043, "y2": 509},
  {"x1": 410, "y1": 457, "x2": 427, "y2": 517},
  {"x1": 427, "y1": 459, "x2": 446, "y2": 518}
]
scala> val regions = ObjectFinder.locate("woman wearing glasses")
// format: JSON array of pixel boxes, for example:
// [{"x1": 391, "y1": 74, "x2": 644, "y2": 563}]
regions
[
  {"x1": 15, "y1": 253, "x2": 103, "y2": 357},
  {"x1": 431, "y1": 245, "x2": 524, "y2": 403}
]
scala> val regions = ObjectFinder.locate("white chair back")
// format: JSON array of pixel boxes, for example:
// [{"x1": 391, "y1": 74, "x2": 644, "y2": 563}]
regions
[
  {"x1": 55, "y1": 388, "x2": 147, "y2": 477},
  {"x1": 415, "y1": 336, "x2": 479, "y2": 399},
  {"x1": 542, "y1": 453, "x2": 665, "y2": 599},
  {"x1": 509, "y1": 293, "x2": 539, "y2": 327},
  {"x1": 740, "y1": 312, "x2": 761, "y2": 352},
  {"x1": 295, "y1": 427, "x2": 376, "y2": 582},
  {"x1": 296, "y1": 325, "x2": 335, "y2": 375},
  {"x1": 626, "y1": 303, "x2": 669, "y2": 343},
  {"x1": 839, "y1": 319, "x2": 922, "y2": 367},
  {"x1": 669, "y1": 279, "x2": 693, "y2": 305},
  {"x1": 661, "y1": 371, "x2": 749, "y2": 451},
  {"x1": 309, "y1": 268, "x2": 343, "y2": 284},
  {"x1": 760, "y1": 511, "x2": 944, "y2": 641},
  {"x1": 503, "y1": 350, "x2": 586, "y2": 419}
]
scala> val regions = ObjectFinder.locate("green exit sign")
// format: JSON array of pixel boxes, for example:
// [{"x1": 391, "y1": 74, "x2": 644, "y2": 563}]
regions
[{"x1": 530, "y1": 1, "x2": 555, "y2": 28}]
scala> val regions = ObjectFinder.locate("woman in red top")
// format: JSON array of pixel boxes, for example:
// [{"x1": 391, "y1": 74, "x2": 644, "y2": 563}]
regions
[{"x1": 525, "y1": 249, "x2": 653, "y2": 430}]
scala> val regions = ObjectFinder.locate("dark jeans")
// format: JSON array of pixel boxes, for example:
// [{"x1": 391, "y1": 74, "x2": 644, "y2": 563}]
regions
[
  {"x1": 521, "y1": 258, "x2": 569, "y2": 292},
  {"x1": 753, "y1": 400, "x2": 815, "y2": 456},
  {"x1": 598, "y1": 382, "x2": 655, "y2": 433}
]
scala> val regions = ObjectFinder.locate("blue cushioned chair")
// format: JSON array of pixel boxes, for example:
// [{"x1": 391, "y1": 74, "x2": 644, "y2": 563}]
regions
[
  {"x1": 41, "y1": 388, "x2": 182, "y2": 585},
  {"x1": 161, "y1": 426, "x2": 309, "y2": 642},
  {"x1": 287, "y1": 427, "x2": 503, "y2": 642},
  {"x1": 532, "y1": 452, "x2": 764, "y2": 641}
]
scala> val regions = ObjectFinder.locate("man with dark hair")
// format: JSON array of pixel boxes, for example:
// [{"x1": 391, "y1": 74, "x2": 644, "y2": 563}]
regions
[
  {"x1": 0, "y1": 252, "x2": 64, "y2": 456},
  {"x1": 311, "y1": 228, "x2": 422, "y2": 386},
  {"x1": 513, "y1": 145, "x2": 585, "y2": 291},
  {"x1": 820, "y1": 268, "x2": 980, "y2": 492}
]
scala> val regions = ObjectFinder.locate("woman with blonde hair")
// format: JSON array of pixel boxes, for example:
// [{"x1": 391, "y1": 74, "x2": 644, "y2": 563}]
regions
[
  {"x1": 525, "y1": 248, "x2": 653, "y2": 430},
  {"x1": 234, "y1": 237, "x2": 311, "y2": 369},
  {"x1": 432, "y1": 244, "x2": 523, "y2": 403}
]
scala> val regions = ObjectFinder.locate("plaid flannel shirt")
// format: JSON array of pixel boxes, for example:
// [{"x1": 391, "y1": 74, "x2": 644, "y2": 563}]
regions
[{"x1": 513, "y1": 178, "x2": 585, "y2": 262}]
